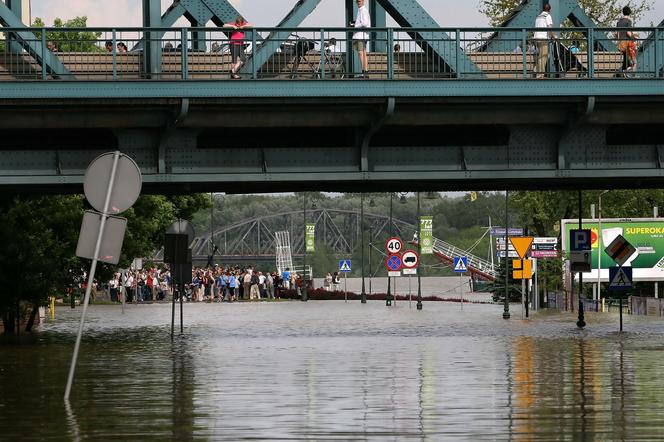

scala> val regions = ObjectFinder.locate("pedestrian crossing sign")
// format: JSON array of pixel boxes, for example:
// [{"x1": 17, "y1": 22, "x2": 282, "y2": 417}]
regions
[
  {"x1": 339, "y1": 260, "x2": 352, "y2": 273},
  {"x1": 609, "y1": 266, "x2": 632, "y2": 291},
  {"x1": 453, "y1": 256, "x2": 468, "y2": 273}
]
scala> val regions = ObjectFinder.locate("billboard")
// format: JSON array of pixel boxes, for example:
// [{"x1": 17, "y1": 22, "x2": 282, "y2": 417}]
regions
[{"x1": 562, "y1": 218, "x2": 664, "y2": 282}]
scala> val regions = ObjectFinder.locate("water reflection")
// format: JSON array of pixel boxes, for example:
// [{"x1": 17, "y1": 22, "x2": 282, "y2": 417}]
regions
[
  {"x1": 2, "y1": 303, "x2": 664, "y2": 440},
  {"x1": 171, "y1": 338, "x2": 196, "y2": 442},
  {"x1": 64, "y1": 400, "x2": 81, "y2": 442}
]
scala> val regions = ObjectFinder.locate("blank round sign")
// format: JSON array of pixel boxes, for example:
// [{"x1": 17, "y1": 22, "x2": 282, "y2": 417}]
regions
[
  {"x1": 83, "y1": 152, "x2": 142, "y2": 215},
  {"x1": 166, "y1": 219, "x2": 195, "y2": 244}
]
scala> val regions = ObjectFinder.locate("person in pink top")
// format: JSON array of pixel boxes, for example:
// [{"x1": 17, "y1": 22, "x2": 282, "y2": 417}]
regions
[{"x1": 224, "y1": 16, "x2": 252, "y2": 79}]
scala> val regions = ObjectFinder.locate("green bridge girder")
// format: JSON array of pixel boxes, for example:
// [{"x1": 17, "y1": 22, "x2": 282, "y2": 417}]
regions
[
  {"x1": 238, "y1": 0, "x2": 324, "y2": 77},
  {"x1": 480, "y1": 0, "x2": 616, "y2": 52},
  {"x1": 1, "y1": 83, "x2": 664, "y2": 194},
  {"x1": 374, "y1": 0, "x2": 483, "y2": 77},
  {"x1": 637, "y1": 20, "x2": 664, "y2": 77},
  {"x1": 0, "y1": 1, "x2": 71, "y2": 78}
]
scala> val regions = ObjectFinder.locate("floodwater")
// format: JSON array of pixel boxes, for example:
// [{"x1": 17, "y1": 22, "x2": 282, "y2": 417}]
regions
[
  {"x1": 312, "y1": 276, "x2": 486, "y2": 300},
  {"x1": 2, "y1": 301, "x2": 664, "y2": 441}
]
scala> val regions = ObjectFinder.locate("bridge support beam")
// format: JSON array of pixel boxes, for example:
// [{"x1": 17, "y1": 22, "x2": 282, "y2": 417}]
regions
[
  {"x1": 0, "y1": 2, "x2": 70, "y2": 78},
  {"x1": 134, "y1": 0, "x2": 242, "y2": 52},
  {"x1": 483, "y1": 0, "x2": 615, "y2": 52},
  {"x1": 370, "y1": 0, "x2": 387, "y2": 53},
  {"x1": 239, "y1": 0, "x2": 324, "y2": 77},
  {"x1": 345, "y1": 0, "x2": 359, "y2": 76},
  {"x1": 637, "y1": 21, "x2": 664, "y2": 78},
  {"x1": 361, "y1": 97, "x2": 395, "y2": 172},
  {"x1": 376, "y1": 0, "x2": 483, "y2": 77},
  {"x1": 143, "y1": 0, "x2": 162, "y2": 78}
]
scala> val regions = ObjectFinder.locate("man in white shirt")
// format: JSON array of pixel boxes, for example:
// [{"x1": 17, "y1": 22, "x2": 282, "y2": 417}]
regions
[
  {"x1": 534, "y1": 4, "x2": 555, "y2": 79},
  {"x1": 351, "y1": 0, "x2": 371, "y2": 78}
]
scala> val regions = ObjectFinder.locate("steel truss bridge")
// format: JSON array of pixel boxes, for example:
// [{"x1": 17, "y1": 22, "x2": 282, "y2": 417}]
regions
[
  {"x1": 172, "y1": 208, "x2": 496, "y2": 281},
  {"x1": 1, "y1": 0, "x2": 663, "y2": 194}
]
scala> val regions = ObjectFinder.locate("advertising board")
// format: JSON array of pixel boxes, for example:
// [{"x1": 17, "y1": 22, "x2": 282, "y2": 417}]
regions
[{"x1": 562, "y1": 218, "x2": 664, "y2": 282}]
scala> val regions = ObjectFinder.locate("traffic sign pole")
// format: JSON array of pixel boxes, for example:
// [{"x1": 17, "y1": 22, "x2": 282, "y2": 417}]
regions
[
  {"x1": 620, "y1": 294, "x2": 623, "y2": 332},
  {"x1": 67, "y1": 151, "x2": 135, "y2": 402},
  {"x1": 521, "y1": 259, "x2": 526, "y2": 319},
  {"x1": 344, "y1": 272, "x2": 347, "y2": 303},
  {"x1": 460, "y1": 272, "x2": 463, "y2": 311}
]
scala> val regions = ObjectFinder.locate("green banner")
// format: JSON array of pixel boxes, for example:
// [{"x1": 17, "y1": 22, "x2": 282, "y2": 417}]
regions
[
  {"x1": 420, "y1": 216, "x2": 433, "y2": 254},
  {"x1": 306, "y1": 223, "x2": 316, "y2": 252}
]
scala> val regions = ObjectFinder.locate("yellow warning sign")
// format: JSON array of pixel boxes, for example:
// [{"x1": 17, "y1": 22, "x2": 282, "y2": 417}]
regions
[
  {"x1": 509, "y1": 236, "x2": 534, "y2": 259},
  {"x1": 512, "y1": 259, "x2": 533, "y2": 279}
]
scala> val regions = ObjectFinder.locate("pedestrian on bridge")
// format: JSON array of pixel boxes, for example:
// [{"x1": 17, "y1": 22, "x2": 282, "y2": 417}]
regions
[
  {"x1": 534, "y1": 4, "x2": 555, "y2": 79},
  {"x1": 617, "y1": 6, "x2": 637, "y2": 76},
  {"x1": 224, "y1": 16, "x2": 252, "y2": 80},
  {"x1": 351, "y1": 0, "x2": 371, "y2": 78}
]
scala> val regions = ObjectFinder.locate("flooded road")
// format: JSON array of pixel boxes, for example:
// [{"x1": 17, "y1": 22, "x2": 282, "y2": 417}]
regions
[{"x1": 2, "y1": 301, "x2": 664, "y2": 440}]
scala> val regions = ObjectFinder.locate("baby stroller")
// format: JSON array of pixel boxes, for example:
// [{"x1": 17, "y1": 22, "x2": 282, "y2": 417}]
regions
[
  {"x1": 289, "y1": 37, "x2": 316, "y2": 78},
  {"x1": 312, "y1": 38, "x2": 345, "y2": 79},
  {"x1": 551, "y1": 40, "x2": 587, "y2": 78},
  {"x1": 286, "y1": 36, "x2": 345, "y2": 79}
]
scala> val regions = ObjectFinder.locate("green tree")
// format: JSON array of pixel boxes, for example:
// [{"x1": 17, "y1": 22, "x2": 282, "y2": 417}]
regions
[
  {"x1": 308, "y1": 243, "x2": 340, "y2": 278},
  {"x1": 0, "y1": 195, "x2": 85, "y2": 334},
  {"x1": 489, "y1": 261, "x2": 522, "y2": 302},
  {"x1": 479, "y1": 0, "x2": 653, "y2": 27},
  {"x1": 31, "y1": 16, "x2": 102, "y2": 52},
  {"x1": 0, "y1": 192, "x2": 211, "y2": 334}
]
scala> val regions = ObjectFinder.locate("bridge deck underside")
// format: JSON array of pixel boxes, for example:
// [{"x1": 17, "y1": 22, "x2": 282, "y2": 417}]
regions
[{"x1": 1, "y1": 90, "x2": 664, "y2": 193}]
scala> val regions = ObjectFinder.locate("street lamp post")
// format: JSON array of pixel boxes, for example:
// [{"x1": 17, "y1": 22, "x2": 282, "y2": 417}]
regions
[
  {"x1": 577, "y1": 189, "x2": 586, "y2": 328},
  {"x1": 416, "y1": 192, "x2": 423, "y2": 310},
  {"x1": 361, "y1": 193, "x2": 367, "y2": 303},
  {"x1": 597, "y1": 190, "x2": 610, "y2": 311},
  {"x1": 368, "y1": 198, "x2": 376, "y2": 297},
  {"x1": 302, "y1": 193, "x2": 308, "y2": 302},
  {"x1": 503, "y1": 190, "x2": 510, "y2": 319},
  {"x1": 369, "y1": 226, "x2": 373, "y2": 296},
  {"x1": 386, "y1": 192, "x2": 393, "y2": 306}
]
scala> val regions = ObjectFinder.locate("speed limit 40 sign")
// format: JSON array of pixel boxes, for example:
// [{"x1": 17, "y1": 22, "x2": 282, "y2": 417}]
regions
[{"x1": 385, "y1": 237, "x2": 404, "y2": 255}]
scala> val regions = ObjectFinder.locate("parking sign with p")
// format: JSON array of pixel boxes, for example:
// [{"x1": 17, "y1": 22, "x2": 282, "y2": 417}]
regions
[{"x1": 570, "y1": 229, "x2": 592, "y2": 251}]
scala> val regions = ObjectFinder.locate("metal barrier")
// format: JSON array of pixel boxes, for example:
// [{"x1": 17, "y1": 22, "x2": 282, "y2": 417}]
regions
[
  {"x1": 0, "y1": 26, "x2": 662, "y2": 81},
  {"x1": 432, "y1": 237, "x2": 495, "y2": 279}
]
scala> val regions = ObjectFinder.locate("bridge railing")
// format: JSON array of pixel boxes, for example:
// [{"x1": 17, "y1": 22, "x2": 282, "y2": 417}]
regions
[
  {"x1": 1, "y1": 26, "x2": 662, "y2": 81},
  {"x1": 431, "y1": 237, "x2": 496, "y2": 279}
]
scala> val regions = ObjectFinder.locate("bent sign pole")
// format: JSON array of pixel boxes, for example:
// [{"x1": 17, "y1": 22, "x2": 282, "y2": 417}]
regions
[
  {"x1": 64, "y1": 153, "x2": 119, "y2": 401},
  {"x1": 65, "y1": 152, "x2": 141, "y2": 402}
]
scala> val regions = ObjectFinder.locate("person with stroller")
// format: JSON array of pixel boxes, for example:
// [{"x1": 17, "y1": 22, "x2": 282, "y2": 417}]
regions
[{"x1": 224, "y1": 16, "x2": 252, "y2": 79}]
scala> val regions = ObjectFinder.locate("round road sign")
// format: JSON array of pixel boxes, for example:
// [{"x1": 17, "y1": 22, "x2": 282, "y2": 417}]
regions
[
  {"x1": 385, "y1": 254, "x2": 403, "y2": 271},
  {"x1": 166, "y1": 219, "x2": 195, "y2": 244},
  {"x1": 401, "y1": 250, "x2": 420, "y2": 269},
  {"x1": 385, "y1": 237, "x2": 404, "y2": 255},
  {"x1": 83, "y1": 152, "x2": 142, "y2": 215}
]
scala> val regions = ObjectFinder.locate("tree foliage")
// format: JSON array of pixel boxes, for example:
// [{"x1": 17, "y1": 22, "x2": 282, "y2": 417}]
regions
[
  {"x1": 479, "y1": 0, "x2": 654, "y2": 27},
  {"x1": 0, "y1": 192, "x2": 210, "y2": 334},
  {"x1": 31, "y1": 16, "x2": 102, "y2": 52}
]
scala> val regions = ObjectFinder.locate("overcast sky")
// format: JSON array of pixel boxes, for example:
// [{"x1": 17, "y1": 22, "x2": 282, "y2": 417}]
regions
[{"x1": 30, "y1": 0, "x2": 664, "y2": 28}]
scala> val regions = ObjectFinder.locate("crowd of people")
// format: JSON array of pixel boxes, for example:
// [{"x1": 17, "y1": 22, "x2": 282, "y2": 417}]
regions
[{"x1": 106, "y1": 265, "x2": 345, "y2": 303}]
